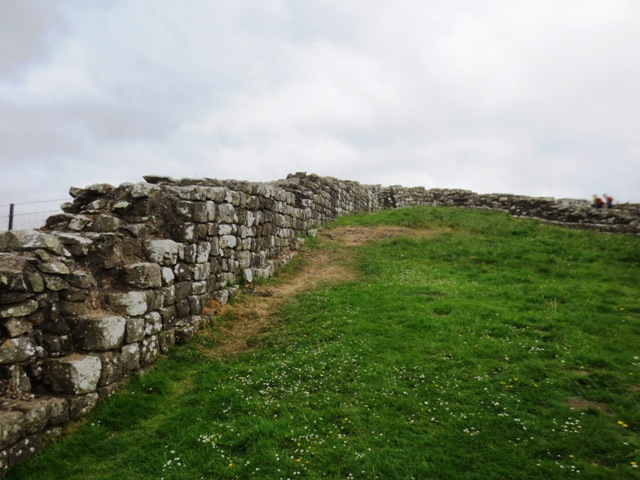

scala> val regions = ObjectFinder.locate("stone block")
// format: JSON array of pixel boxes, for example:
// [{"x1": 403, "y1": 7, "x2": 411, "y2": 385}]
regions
[
  {"x1": 37, "y1": 260, "x2": 70, "y2": 275},
  {"x1": 161, "y1": 267, "x2": 175, "y2": 286},
  {"x1": 67, "y1": 392, "x2": 99, "y2": 419},
  {"x1": 53, "y1": 233, "x2": 94, "y2": 256},
  {"x1": 123, "y1": 262, "x2": 162, "y2": 289},
  {"x1": 67, "y1": 270, "x2": 97, "y2": 289},
  {"x1": 174, "y1": 282, "x2": 192, "y2": 303},
  {"x1": 46, "y1": 354, "x2": 101, "y2": 395},
  {"x1": 0, "y1": 231, "x2": 63, "y2": 255},
  {"x1": 120, "y1": 343, "x2": 141, "y2": 371},
  {"x1": 106, "y1": 292, "x2": 147, "y2": 316},
  {"x1": 158, "y1": 329, "x2": 175, "y2": 354},
  {"x1": 126, "y1": 316, "x2": 145, "y2": 343},
  {"x1": 144, "y1": 239, "x2": 179, "y2": 266},
  {"x1": 176, "y1": 299, "x2": 190, "y2": 318},
  {"x1": 220, "y1": 235, "x2": 237, "y2": 249},
  {"x1": 1, "y1": 318, "x2": 33, "y2": 337},
  {"x1": 3, "y1": 399, "x2": 51, "y2": 435},
  {"x1": 160, "y1": 306, "x2": 176, "y2": 329},
  {"x1": 216, "y1": 204, "x2": 236, "y2": 223},
  {"x1": 132, "y1": 182, "x2": 161, "y2": 198},
  {"x1": 47, "y1": 396, "x2": 70, "y2": 424},
  {"x1": 71, "y1": 315, "x2": 126, "y2": 351},
  {"x1": 141, "y1": 335, "x2": 160, "y2": 366},
  {"x1": 0, "y1": 411, "x2": 26, "y2": 449},
  {"x1": 0, "y1": 337, "x2": 37, "y2": 364},
  {"x1": 97, "y1": 351, "x2": 124, "y2": 386},
  {"x1": 193, "y1": 201, "x2": 216, "y2": 222},
  {"x1": 0, "y1": 299, "x2": 38, "y2": 319},
  {"x1": 144, "y1": 312, "x2": 163, "y2": 336},
  {"x1": 172, "y1": 223, "x2": 197, "y2": 243}
]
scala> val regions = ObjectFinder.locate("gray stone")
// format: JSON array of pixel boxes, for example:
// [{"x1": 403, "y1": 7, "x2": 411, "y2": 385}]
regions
[
  {"x1": 220, "y1": 235, "x2": 237, "y2": 249},
  {"x1": 0, "y1": 337, "x2": 37, "y2": 364},
  {"x1": 140, "y1": 335, "x2": 160, "y2": 366},
  {"x1": 217, "y1": 204, "x2": 236, "y2": 223},
  {"x1": 68, "y1": 215, "x2": 92, "y2": 232},
  {"x1": 0, "y1": 299, "x2": 38, "y2": 319},
  {"x1": 193, "y1": 201, "x2": 216, "y2": 222},
  {"x1": 71, "y1": 315, "x2": 126, "y2": 351},
  {"x1": 158, "y1": 329, "x2": 175, "y2": 354},
  {"x1": 196, "y1": 242, "x2": 212, "y2": 262},
  {"x1": 106, "y1": 292, "x2": 147, "y2": 316},
  {"x1": 131, "y1": 182, "x2": 161, "y2": 198},
  {"x1": 0, "y1": 231, "x2": 63, "y2": 255},
  {"x1": 1, "y1": 318, "x2": 33, "y2": 337},
  {"x1": 67, "y1": 392, "x2": 99, "y2": 419},
  {"x1": 144, "y1": 311, "x2": 163, "y2": 336},
  {"x1": 53, "y1": 233, "x2": 94, "y2": 256},
  {"x1": 93, "y1": 214, "x2": 121, "y2": 233},
  {"x1": 67, "y1": 270, "x2": 97, "y2": 289},
  {"x1": 161, "y1": 267, "x2": 175, "y2": 285},
  {"x1": 144, "y1": 239, "x2": 179, "y2": 266},
  {"x1": 123, "y1": 262, "x2": 162, "y2": 289},
  {"x1": 0, "y1": 255, "x2": 29, "y2": 292},
  {"x1": 47, "y1": 396, "x2": 70, "y2": 424},
  {"x1": 0, "y1": 411, "x2": 26, "y2": 449},
  {"x1": 126, "y1": 316, "x2": 145, "y2": 343},
  {"x1": 3, "y1": 399, "x2": 51, "y2": 434},
  {"x1": 46, "y1": 354, "x2": 101, "y2": 394},
  {"x1": 43, "y1": 276, "x2": 68, "y2": 291},
  {"x1": 97, "y1": 351, "x2": 124, "y2": 386},
  {"x1": 120, "y1": 343, "x2": 141, "y2": 371},
  {"x1": 37, "y1": 260, "x2": 70, "y2": 275}
]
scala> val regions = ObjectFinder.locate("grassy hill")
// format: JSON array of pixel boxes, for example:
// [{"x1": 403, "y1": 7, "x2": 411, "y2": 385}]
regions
[{"x1": 8, "y1": 207, "x2": 640, "y2": 479}]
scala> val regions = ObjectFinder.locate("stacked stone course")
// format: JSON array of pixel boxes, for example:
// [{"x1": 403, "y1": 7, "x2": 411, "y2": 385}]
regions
[{"x1": 0, "y1": 172, "x2": 638, "y2": 474}]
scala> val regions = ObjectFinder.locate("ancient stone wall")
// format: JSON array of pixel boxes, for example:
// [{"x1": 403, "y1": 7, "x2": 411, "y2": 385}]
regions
[{"x1": 0, "y1": 172, "x2": 638, "y2": 474}]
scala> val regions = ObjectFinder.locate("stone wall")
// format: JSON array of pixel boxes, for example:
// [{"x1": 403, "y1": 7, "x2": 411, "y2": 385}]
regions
[{"x1": 0, "y1": 172, "x2": 638, "y2": 474}]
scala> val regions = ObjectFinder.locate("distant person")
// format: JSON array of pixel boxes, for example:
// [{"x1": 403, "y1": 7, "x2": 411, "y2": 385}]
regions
[
  {"x1": 604, "y1": 193, "x2": 614, "y2": 209},
  {"x1": 592, "y1": 194, "x2": 604, "y2": 208}
]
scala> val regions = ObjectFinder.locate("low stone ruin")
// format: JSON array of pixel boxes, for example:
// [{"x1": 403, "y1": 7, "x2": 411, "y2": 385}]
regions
[{"x1": 0, "y1": 172, "x2": 638, "y2": 474}]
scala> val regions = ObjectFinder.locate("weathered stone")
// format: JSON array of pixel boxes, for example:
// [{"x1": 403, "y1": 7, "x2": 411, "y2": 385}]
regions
[
  {"x1": 175, "y1": 324, "x2": 198, "y2": 344},
  {"x1": 71, "y1": 315, "x2": 126, "y2": 351},
  {"x1": 37, "y1": 260, "x2": 70, "y2": 275},
  {"x1": 53, "y1": 233, "x2": 93, "y2": 256},
  {"x1": 97, "y1": 351, "x2": 124, "y2": 386},
  {"x1": 174, "y1": 263, "x2": 192, "y2": 281},
  {"x1": 172, "y1": 223, "x2": 197, "y2": 243},
  {"x1": 161, "y1": 267, "x2": 175, "y2": 286},
  {"x1": 140, "y1": 335, "x2": 160, "y2": 366},
  {"x1": 174, "y1": 282, "x2": 192, "y2": 303},
  {"x1": 161, "y1": 306, "x2": 176, "y2": 329},
  {"x1": 107, "y1": 292, "x2": 147, "y2": 316},
  {"x1": 191, "y1": 281, "x2": 207, "y2": 295},
  {"x1": 131, "y1": 182, "x2": 161, "y2": 198},
  {"x1": 123, "y1": 262, "x2": 162, "y2": 289},
  {"x1": 66, "y1": 270, "x2": 97, "y2": 289},
  {"x1": 217, "y1": 204, "x2": 236, "y2": 223},
  {"x1": 59, "y1": 301, "x2": 87, "y2": 318},
  {"x1": 1, "y1": 318, "x2": 33, "y2": 337},
  {"x1": 158, "y1": 329, "x2": 175, "y2": 354},
  {"x1": 175, "y1": 299, "x2": 190, "y2": 318},
  {"x1": 47, "y1": 396, "x2": 70, "y2": 424},
  {"x1": 196, "y1": 242, "x2": 212, "y2": 262},
  {"x1": 67, "y1": 392, "x2": 98, "y2": 419},
  {"x1": 61, "y1": 287, "x2": 88, "y2": 302},
  {"x1": 67, "y1": 215, "x2": 92, "y2": 232},
  {"x1": 120, "y1": 343, "x2": 140, "y2": 371},
  {"x1": 144, "y1": 312, "x2": 163, "y2": 336},
  {"x1": 0, "y1": 255, "x2": 30, "y2": 292},
  {"x1": 0, "y1": 299, "x2": 38, "y2": 318},
  {"x1": 125, "y1": 317, "x2": 145, "y2": 343},
  {"x1": 0, "y1": 337, "x2": 36, "y2": 364},
  {"x1": 0, "y1": 231, "x2": 63, "y2": 255},
  {"x1": 144, "y1": 239, "x2": 179, "y2": 266},
  {"x1": 111, "y1": 201, "x2": 132, "y2": 214},
  {"x1": 46, "y1": 354, "x2": 101, "y2": 394},
  {"x1": 43, "y1": 276, "x2": 68, "y2": 291},
  {"x1": 220, "y1": 235, "x2": 237, "y2": 249},
  {"x1": 3, "y1": 399, "x2": 51, "y2": 434},
  {"x1": 193, "y1": 201, "x2": 216, "y2": 222},
  {"x1": 0, "y1": 410, "x2": 26, "y2": 449}
]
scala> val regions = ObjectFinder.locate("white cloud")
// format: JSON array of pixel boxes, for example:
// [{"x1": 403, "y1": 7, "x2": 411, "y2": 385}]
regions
[{"x1": 1, "y1": 0, "x2": 639, "y2": 208}]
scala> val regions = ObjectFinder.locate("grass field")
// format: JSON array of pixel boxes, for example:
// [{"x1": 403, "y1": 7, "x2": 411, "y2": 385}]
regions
[{"x1": 8, "y1": 207, "x2": 640, "y2": 479}]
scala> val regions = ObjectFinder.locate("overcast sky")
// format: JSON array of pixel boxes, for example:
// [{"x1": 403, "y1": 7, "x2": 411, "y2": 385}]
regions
[{"x1": 1, "y1": 0, "x2": 639, "y2": 210}]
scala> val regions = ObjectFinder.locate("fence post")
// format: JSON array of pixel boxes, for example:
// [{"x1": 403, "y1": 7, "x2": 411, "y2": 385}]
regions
[{"x1": 8, "y1": 203, "x2": 14, "y2": 231}]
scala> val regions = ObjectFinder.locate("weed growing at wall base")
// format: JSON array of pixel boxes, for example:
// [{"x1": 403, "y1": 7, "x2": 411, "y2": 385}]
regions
[{"x1": 8, "y1": 207, "x2": 640, "y2": 479}]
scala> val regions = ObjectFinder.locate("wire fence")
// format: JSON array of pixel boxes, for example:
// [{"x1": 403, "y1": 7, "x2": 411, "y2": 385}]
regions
[{"x1": 0, "y1": 198, "x2": 68, "y2": 232}]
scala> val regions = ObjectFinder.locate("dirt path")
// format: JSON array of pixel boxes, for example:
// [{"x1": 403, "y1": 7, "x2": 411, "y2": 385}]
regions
[{"x1": 207, "y1": 226, "x2": 425, "y2": 357}]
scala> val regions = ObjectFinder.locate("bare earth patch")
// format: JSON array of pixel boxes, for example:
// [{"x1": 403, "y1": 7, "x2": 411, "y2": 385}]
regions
[
  {"x1": 565, "y1": 397, "x2": 611, "y2": 414},
  {"x1": 205, "y1": 226, "x2": 436, "y2": 357}
]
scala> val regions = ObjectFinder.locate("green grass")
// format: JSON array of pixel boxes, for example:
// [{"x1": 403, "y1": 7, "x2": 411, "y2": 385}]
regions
[{"x1": 9, "y1": 207, "x2": 640, "y2": 479}]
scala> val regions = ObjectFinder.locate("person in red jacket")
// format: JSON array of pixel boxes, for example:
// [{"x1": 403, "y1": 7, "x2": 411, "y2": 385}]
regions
[
  {"x1": 604, "y1": 193, "x2": 614, "y2": 208},
  {"x1": 592, "y1": 194, "x2": 604, "y2": 208}
]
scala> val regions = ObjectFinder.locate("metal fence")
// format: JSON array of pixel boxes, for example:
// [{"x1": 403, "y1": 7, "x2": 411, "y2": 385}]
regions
[{"x1": 0, "y1": 198, "x2": 68, "y2": 232}]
